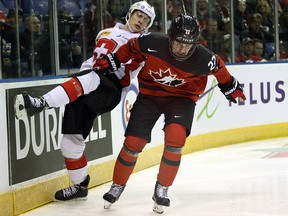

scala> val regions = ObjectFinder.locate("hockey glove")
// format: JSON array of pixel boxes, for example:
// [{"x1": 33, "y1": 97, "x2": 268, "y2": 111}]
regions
[
  {"x1": 218, "y1": 76, "x2": 246, "y2": 103},
  {"x1": 93, "y1": 53, "x2": 121, "y2": 75}
]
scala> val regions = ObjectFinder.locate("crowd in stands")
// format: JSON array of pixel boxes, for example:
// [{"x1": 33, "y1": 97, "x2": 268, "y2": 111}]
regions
[
  {"x1": 0, "y1": 0, "x2": 88, "y2": 78},
  {"x1": 166, "y1": 0, "x2": 287, "y2": 63},
  {"x1": 194, "y1": 0, "x2": 288, "y2": 63},
  {"x1": 0, "y1": 0, "x2": 288, "y2": 79}
]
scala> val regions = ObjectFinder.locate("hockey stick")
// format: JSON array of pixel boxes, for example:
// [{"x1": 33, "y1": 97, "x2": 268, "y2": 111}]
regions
[{"x1": 180, "y1": 0, "x2": 187, "y2": 15}]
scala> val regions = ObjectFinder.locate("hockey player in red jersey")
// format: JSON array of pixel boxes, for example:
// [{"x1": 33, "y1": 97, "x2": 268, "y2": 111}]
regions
[
  {"x1": 95, "y1": 14, "x2": 246, "y2": 213},
  {"x1": 13, "y1": 1, "x2": 155, "y2": 202}
]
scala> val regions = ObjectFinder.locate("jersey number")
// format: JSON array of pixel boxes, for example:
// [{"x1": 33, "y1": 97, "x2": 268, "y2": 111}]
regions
[{"x1": 208, "y1": 55, "x2": 217, "y2": 71}]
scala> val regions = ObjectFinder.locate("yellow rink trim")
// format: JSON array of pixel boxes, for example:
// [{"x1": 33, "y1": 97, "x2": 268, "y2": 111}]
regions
[{"x1": 1, "y1": 122, "x2": 288, "y2": 215}]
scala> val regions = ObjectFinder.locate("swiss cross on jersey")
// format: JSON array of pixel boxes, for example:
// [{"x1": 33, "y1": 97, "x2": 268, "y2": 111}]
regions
[
  {"x1": 93, "y1": 38, "x2": 117, "y2": 59},
  {"x1": 149, "y1": 68, "x2": 185, "y2": 87}
]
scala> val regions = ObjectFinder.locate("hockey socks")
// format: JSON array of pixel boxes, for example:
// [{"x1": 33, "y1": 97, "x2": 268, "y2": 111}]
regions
[
  {"x1": 61, "y1": 77, "x2": 84, "y2": 102},
  {"x1": 113, "y1": 136, "x2": 147, "y2": 185}
]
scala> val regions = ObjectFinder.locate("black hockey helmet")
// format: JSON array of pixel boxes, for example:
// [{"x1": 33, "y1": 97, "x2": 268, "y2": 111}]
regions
[{"x1": 168, "y1": 14, "x2": 200, "y2": 61}]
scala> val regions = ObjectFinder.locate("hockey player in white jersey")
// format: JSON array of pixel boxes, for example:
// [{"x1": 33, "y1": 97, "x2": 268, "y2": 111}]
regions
[{"x1": 14, "y1": 1, "x2": 155, "y2": 202}]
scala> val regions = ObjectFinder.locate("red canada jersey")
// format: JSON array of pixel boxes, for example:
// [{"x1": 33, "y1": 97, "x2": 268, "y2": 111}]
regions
[{"x1": 116, "y1": 33, "x2": 232, "y2": 102}]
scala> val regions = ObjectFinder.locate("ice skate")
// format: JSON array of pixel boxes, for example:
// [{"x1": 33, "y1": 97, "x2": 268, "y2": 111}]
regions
[
  {"x1": 54, "y1": 175, "x2": 90, "y2": 201},
  {"x1": 152, "y1": 181, "x2": 170, "y2": 214},
  {"x1": 14, "y1": 93, "x2": 48, "y2": 119},
  {"x1": 103, "y1": 183, "x2": 126, "y2": 209}
]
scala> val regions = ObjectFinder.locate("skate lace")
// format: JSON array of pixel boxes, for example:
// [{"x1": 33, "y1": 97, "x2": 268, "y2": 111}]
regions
[
  {"x1": 156, "y1": 184, "x2": 169, "y2": 198},
  {"x1": 109, "y1": 184, "x2": 124, "y2": 197},
  {"x1": 62, "y1": 185, "x2": 79, "y2": 197},
  {"x1": 30, "y1": 96, "x2": 45, "y2": 108}
]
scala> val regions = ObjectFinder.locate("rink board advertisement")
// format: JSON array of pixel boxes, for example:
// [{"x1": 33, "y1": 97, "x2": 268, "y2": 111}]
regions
[
  {"x1": 6, "y1": 85, "x2": 113, "y2": 185},
  {"x1": 191, "y1": 63, "x2": 288, "y2": 135}
]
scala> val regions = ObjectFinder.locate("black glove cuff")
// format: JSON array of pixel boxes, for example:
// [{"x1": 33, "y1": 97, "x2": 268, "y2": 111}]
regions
[
  {"x1": 218, "y1": 76, "x2": 238, "y2": 96},
  {"x1": 106, "y1": 53, "x2": 121, "y2": 72}
]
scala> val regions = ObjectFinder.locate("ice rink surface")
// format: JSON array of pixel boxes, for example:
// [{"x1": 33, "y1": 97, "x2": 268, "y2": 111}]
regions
[{"x1": 21, "y1": 137, "x2": 288, "y2": 216}]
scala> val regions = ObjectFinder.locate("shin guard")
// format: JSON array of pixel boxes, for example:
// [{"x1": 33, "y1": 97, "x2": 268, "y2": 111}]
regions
[
  {"x1": 157, "y1": 123, "x2": 186, "y2": 186},
  {"x1": 113, "y1": 136, "x2": 147, "y2": 185}
]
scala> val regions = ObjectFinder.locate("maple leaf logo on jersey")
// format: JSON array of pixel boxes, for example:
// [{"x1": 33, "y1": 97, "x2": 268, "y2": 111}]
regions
[{"x1": 149, "y1": 68, "x2": 185, "y2": 87}]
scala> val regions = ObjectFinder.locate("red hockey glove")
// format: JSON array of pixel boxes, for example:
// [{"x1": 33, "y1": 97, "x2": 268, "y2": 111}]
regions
[
  {"x1": 93, "y1": 53, "x2": 121, "y2": 75},
  {"x1": 218, "y1": 76, "x2": 246, "y2": 103}
]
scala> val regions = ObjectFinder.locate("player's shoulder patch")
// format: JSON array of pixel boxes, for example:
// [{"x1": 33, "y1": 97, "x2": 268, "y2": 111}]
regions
[{"x1": 96, "y1": 31, "x2": 112, "y2": 41}]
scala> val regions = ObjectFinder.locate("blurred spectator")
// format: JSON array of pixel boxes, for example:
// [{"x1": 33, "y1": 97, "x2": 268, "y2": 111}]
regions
[
  {"x1": 149, "y1": 1, "x2": 162, "y2": 32},
  {"x1": 58, "y1": 8, "x2": 82, "y2": 65},
  {"x1": 34, "y1": 11, "x2": 82, "y2": 75},
  {"x1": 0, "y1": 10, "x2": 5, "y2": 22},
  {"x1": 1, "y1": 9, "x2": 27, "y2": 78},
  {"x1": 253, "y1": 38, "x2": 267, "y2": 60},
  {"x1": 57, "y1": 1, "x2": 82, "y2": 18},
  {"x1": 75, "y1": 0, "x2": 97, "y2": 57},
  {"x1": 200, "y1": 17, "x2": 224, "y2": 53},
  {"x1": 236, "y1": 37, "x2": 265, "y2": 62},
  {"x1": 268, "y1": 41, "x2": 288, "y2": 61},
  {"x1": 167, "y1": 0, "x2": 178, "y2": 18},
  {"x1": 107, "y1": 0, "x2": 129, "y2": 22},
  {"x1": 4, "y1": 8, "x2": 24, "y2": 29},
  {"x1": 254, "y1": 0, "x2": 273, "y2": 33},
  {"x1": 86, "y1": 0, "x2": 97, "y2": 20},
  {"x1": 280, "y1": 0, "x2": 288, "y2": 9},
  {"x1": 0, "y1": 1, "x2": 8, "y2": 15},
  {"x1": 241, "y1": 13, "x2": 274, "y2": 43},
  {"x1": 102, "y1": 1, "x2": 116, "y2": 28},
  {"x1": 20, "y1": 15, "x2": 42, "y2": 76},
  {"x1": 183, "y1": 0, "x2": 193, "y2": 15},
  {"x1": 30, "y1": 15, "x2": 51, "y2": 75},
  {"x1": 21, "y1": 0, "x2": 49, "y2": 17},
  {"x1": 265, "y1": 0, "x2": 283, "y2": 13},
  {"x1": 245, "y1": 0, "x2": 258, "y2": 14},
  {"x1": 196, "y1": 0, "x2": 210, "y2": 29},
  {"x1": 279, "y1": 4, "x2": 288, "y2": 42},
  {"x1": 234, "y1": 0, "x2": 249, "y2": 36},
  {"x1": 58, "y1": 7, "x2": 78, "y2": 22},
  {"x1": 167, "y1": 0, "x2": 178, "y2": 29},
  {"x1": 214, "y1": 0, "x2": 230, "y2": 31},
  {"x1": 279, "y1": 41, "x2": 288, "y2": 60},
  {"x1": 217, "y1": 34, "x2": 233, "y2": 63}
]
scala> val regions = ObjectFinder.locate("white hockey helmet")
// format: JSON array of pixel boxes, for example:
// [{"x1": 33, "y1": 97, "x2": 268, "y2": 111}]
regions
[{"x1": 125, "y1": 1, "x2": 156, "y2": 31}]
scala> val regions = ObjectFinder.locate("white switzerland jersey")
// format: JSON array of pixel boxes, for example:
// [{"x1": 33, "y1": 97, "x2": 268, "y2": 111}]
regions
[{"x1": 80, "y1": 23, "x2": 142, "y2": 87}]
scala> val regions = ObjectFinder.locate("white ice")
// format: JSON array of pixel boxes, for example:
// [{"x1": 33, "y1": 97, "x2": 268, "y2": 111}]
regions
[{"x1": 21, "y1": 137, "x2": 288, "y2": 216}]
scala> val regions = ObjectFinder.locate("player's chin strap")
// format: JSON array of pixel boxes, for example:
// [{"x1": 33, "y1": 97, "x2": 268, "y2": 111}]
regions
[{"x1": 127, "y1": 21, "x2": 134, "y2": 32}]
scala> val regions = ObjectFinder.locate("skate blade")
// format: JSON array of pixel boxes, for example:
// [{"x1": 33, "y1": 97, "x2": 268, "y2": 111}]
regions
[
  {"x1": 53, "y1": 196, "x2": 88, "y2": 202},
  {"x1": 14, "y1": 94, "x2": 27, "y2": 120},
  {"x1": 104, "y1": 201, "x2": 112, "y2": 209},
  {"x1": 153, "y1": 202, "x2": 164, "y2": 214}
]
